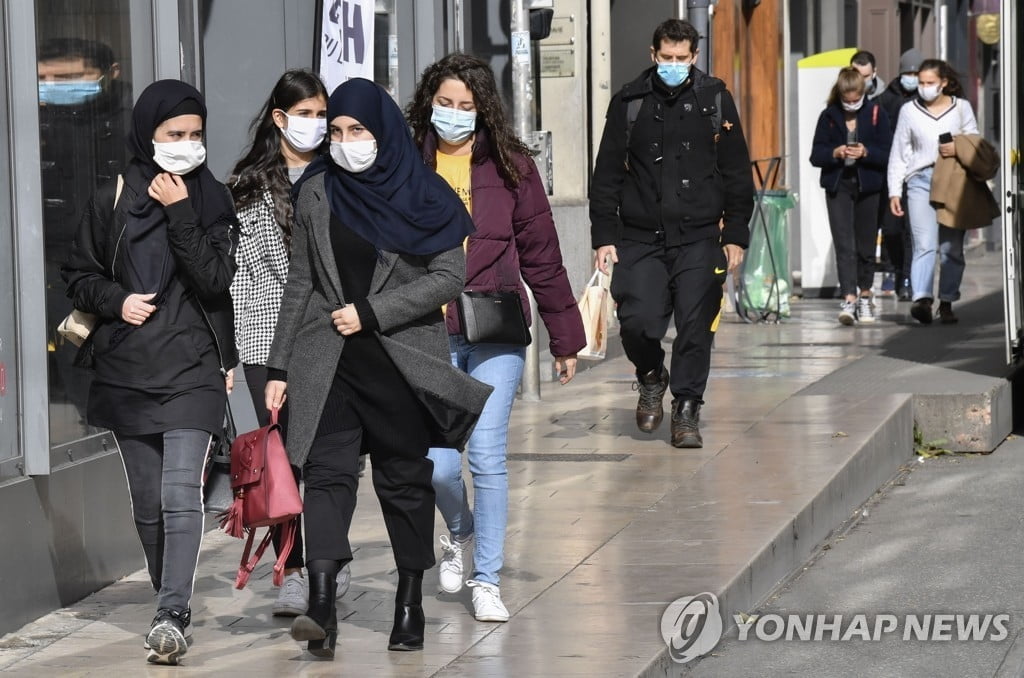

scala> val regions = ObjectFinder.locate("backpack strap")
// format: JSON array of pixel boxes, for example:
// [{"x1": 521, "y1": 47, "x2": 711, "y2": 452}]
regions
[{"x1": 624, "y1": 97, "x2": 644, "y2": 171}]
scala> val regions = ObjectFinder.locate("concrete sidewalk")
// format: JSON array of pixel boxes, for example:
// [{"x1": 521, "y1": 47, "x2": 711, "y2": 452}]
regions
[{"x1": 0, "y1": 248, "x2": 1011, "y2": 677}]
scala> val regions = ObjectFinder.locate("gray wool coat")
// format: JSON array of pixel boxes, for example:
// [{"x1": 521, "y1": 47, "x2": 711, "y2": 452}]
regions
[{"x1": 265, "y1": 173, "x2": 493, "y2": 468}]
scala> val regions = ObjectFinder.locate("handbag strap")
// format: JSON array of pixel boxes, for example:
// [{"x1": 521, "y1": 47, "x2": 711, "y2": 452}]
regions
[
  {"x1": 232, "y1": 519, "x2": 298, "y2": 590},
  {"x1": 270, "y1": 406, "x2": 280, "y2": 426}
]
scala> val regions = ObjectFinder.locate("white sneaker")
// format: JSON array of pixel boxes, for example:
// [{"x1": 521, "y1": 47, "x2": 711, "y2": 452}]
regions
[
  {"x1": 857, "y1": 295, "x2": 877, "y2": 323},
  {"x1": 838, "y1": 300, "x2": 857, "y2": 325},
  {"x1": 438, "y1": 534, "x2": 472, "y2": 593},
  {"x1": 336, "y1": 563, "x2": 351, "y2": 600},
  {"x1": 272, "y1": 571, "x2": 308, "y2": 617},
  {"x1": 466, "y1": 580, "x2": 509, "y2": 622}
]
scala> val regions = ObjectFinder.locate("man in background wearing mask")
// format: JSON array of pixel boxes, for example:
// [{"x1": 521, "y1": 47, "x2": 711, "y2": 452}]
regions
[
  {"x1": 38, "y1": 37, "x2": 132, "y2": 418},
  {"x1": 590, "y1": 18, "x2": 753, "y2": 449},
  {"x1": 877, "y1": 48, "x2": 924, "y2": 301},
  {"x1": 851, "y1": 51, "x2": 884, "y2": 101}
]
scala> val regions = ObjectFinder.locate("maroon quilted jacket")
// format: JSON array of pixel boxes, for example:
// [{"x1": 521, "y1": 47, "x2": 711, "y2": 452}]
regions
[{"x1": 421, "y1": 128, "x2": 586, "y2": 358}]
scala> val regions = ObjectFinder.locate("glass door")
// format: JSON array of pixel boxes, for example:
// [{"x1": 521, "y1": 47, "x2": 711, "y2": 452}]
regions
[{"x1": 34, "y1": 0, "x2": 136, "y2": 454}]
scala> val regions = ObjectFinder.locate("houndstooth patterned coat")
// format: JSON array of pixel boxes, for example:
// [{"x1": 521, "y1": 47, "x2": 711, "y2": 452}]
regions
[{"x1": 230, "y1": 190, "x2": 288, "y2": 366}]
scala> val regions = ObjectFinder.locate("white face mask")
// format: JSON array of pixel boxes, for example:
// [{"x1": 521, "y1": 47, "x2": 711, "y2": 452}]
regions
[
  {"x1": 152, "y1": 140, "x2": 207, "y2": 174},
  {"x1": 278, "y1": 112, "x2": 326, "y2": 152},
  {"x1": 330, "y1": 140, "x2": 377, "y2": 173},
  {"x1": 918, "y1": 83, "x2": 941, "y2": 102},
  {"x1": 841, "y1": 95, "x2": 865, "y2": 113}
]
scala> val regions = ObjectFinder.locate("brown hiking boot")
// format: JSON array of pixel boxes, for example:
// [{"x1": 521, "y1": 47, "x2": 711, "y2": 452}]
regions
[
  {"x1": 671, "y1": 399, "x2": 703, "y2": 448},
  {"x1": 634, "y1": 366, "x2": 669, "y2": 432}
]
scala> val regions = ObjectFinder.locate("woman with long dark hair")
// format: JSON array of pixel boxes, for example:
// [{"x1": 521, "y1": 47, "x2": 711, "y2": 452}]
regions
[
  {"x1": 264, "y1": 78, "x2": 492, "y2": 656},
  {"x1": 407, "y1": 53, "x2": 585, "y2": 622},
  {"x1": 228, "y1": 69, "x2": 354, "y2": 617},
  {"x1": 62, "y1": 80, "x2": 239, "y2": 665},
  {"x1": 809, "y1": 66, "x2": 892, "y2": 325},
  {"x1": 888, "y1": 58, "x2": 978, "y2": 324}
]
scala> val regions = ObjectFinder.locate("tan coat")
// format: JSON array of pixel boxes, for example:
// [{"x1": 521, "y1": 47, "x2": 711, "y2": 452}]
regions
[{"x1": 930, "y1": 134, "x2": 1000, "y2": 229}]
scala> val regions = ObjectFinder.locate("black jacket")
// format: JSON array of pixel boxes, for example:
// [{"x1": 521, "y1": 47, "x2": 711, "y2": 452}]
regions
[
  {"x1": 40, "y1": 81, "x2": 132, "y2": 263},
  {"x1": 62, "y1": 177, "x2": 240, "y2": 377},
  {"x1": 877, "y1": 77, "x2": 916, "y2": 132},
  {"x1": 809, "y1": 101, "x2": 892, "y2": 195},
  {"x1": 590, "y1": 66, "x2": 754, "y2": 249}
]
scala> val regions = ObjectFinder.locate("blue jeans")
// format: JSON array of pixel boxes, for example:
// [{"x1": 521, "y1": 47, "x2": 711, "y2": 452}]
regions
[
  {"x1": 906, "y1": 168, "x2": 966, "y2": 303},
  {"x1": 118, "y1": 429, "x2": 211, "y2": 613},
  {"x1": 427, "y1": 336, "x2": 525, "y2": 586}
]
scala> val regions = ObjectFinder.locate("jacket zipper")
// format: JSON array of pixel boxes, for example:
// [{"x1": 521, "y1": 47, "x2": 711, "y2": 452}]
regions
[{"x1": 196, "y1": 299, "x2": 228, "y2": 377}]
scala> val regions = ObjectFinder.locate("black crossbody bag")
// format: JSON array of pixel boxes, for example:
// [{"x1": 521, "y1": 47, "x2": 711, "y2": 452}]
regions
[{"x1": 455, "y1": 248, "x2": 532, "y2": 346}]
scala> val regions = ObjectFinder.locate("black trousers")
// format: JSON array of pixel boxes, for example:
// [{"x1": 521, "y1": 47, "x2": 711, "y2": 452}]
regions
[
  {"x1": 242, "y1": 363, "x2": 304, "y2": 570},
  {"x1": 302, "y1": 392, "x2": 436, "y2": 570},
  {"x1": 824, "y1": 175, "x2": 879, "y2": 297},
  {"x1": 611, "y1": 236, "x2": 727, "y2": 403},
  {"x1": 880, "y1": 187, "x2": 912, "y2": 284}
]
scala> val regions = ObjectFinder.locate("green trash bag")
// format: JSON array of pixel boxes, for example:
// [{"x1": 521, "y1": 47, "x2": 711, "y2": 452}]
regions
[{"x1": 739, "y1": 190, "x2": 795, "y2": 319}]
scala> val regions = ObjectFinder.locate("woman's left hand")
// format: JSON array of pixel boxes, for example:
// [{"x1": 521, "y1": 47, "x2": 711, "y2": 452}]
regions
[
  {"x1": 554, "y1": 355, "x2": 578, "y2": 385},
  {"x1": 938, "y1": 141, "x2": 956, "y2": 158},
  {"x1": 224, "y1": 369, "x2": 234, "y2": 394},
  {"x1": 148, "y1": 172, "x2": 189, "y2": 206},
  {"x1": 332, "y1": 305, "x2": 362, "y2": 335}
]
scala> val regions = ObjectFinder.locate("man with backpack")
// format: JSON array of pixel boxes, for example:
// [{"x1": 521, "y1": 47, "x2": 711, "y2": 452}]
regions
[{"x1": 590, "y1": 18, "x2": 754, "y2": 449}]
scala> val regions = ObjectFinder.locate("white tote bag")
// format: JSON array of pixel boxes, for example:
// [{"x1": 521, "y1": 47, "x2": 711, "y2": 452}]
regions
[{"x1": 577, "y1": 266, "x2": 615, "y2": 361}]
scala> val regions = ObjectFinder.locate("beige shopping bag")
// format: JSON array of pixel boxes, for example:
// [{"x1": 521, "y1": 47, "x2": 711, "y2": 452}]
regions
[{"x1": 577, "y1": 266, "x2": 615, "y2": 360}]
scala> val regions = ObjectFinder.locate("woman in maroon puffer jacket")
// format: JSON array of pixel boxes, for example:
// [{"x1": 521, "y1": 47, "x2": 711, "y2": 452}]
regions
[{"x1": 407, "y1": 53, "x2": 586, "y2": 622}]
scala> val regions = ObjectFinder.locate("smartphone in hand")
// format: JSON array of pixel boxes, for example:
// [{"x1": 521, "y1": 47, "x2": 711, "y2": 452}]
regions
[{"x1": 938, "y1": 132, "x2": 953, "y2": 144}]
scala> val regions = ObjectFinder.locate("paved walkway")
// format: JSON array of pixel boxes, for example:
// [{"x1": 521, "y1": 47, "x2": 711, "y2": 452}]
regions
[{"x1": 0, "y1": 248, "x2": 1010, "y2": 677}]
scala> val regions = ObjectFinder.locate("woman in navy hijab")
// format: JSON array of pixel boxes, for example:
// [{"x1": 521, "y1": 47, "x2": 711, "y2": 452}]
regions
[{"x1": 264, "y1": 78, "x2": 491, "y2": 657}]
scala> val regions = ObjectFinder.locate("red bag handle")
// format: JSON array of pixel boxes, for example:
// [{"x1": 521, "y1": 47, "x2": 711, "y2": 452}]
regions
[{"x1": 271, "y1": 406, "x2": 280, "y2": 426}]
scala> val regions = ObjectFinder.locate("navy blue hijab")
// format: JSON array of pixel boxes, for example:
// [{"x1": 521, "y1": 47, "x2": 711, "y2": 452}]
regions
[{"x1": 312, "y1": 78, "x2": 473, "y2": 256}]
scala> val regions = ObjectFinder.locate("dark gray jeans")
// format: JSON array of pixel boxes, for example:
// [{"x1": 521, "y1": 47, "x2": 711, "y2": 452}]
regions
[{"x1": 118, "y1": 428, "x2": 211, "y2": 613}]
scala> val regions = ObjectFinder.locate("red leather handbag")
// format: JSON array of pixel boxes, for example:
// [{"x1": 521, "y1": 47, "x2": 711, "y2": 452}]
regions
[{"x1": 219, "y1": 407, "x2": 303, "y2": 589}]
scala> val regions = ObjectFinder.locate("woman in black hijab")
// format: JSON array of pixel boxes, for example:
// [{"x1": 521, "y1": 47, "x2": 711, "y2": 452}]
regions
[
  {"x1": 264, "y1": 78, "x2": 491, "y2": 657},
  {"x1": 62, "y1": 79, "x2": 239, "y2": 666}
]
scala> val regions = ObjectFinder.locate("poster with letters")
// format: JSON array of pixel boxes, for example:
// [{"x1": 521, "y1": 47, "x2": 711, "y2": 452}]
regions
[{"x1": 319, "y1": 0, "x2": 374, "y2": 93}]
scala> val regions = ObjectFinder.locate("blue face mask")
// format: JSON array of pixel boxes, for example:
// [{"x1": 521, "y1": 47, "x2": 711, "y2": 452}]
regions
[
  {"x1": 656, "y1": 62, "x2": 691, "y2": 88},
  {"x1": 899, "y1": 74, "x2": 919, "y2": 92},
  {"x1": 431, "y1": 104, "x2": 477, "y2": 145},
  {"x1": 38, "y1": 78, "x2": 103, "y2": 106}
]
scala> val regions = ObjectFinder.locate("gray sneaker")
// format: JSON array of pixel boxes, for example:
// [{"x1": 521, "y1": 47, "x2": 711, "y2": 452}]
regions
[
  {"x1": 272, "y1": 571, "x2": 308, "y2": 617},
  {"x1": 337, "y1": 563, "x2": 352, "y2": 599},
  {"x1": 838, "y1": 300, "x2": 857, "y2": 325},
  {"x1": 856, "y1": 296, "x2": 876, "y2": 323}
]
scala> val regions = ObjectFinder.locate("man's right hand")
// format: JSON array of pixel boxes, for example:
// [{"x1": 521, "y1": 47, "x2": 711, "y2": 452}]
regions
[
  {"x1": 265, "y1": 380, "x2": 287, "y2": 411},
  {"x1": 594, "y1": 245, "x2": 618, "y2": 275}
]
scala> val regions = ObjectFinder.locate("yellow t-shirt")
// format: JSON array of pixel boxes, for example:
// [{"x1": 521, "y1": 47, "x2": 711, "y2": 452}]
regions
[{"x1": 435, "y1": 151, "x2": 472, "y2": 214}]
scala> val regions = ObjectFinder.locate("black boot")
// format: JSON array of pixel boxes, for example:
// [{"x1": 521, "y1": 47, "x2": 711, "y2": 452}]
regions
[
  {"x1": 635, "y1": 366, "x2": 669, "y2": 433},
  {"x1": 291, "y1": 561, "x2": 339, "y2": 658},
  {"x1": 388, "y1": 569, "x2": 425, "y2": 651},
  {"x1": 671, "y1": 399, "x2": 703, "y2": 449}
]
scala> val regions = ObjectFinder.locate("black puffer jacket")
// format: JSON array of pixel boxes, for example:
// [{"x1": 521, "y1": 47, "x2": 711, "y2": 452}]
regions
[
  {"x1": 590, "y1": 66, "x2": 754, "y2": 249},
  {"x1": 62, "y1": 176, "x2": 239, "y2": 376}
]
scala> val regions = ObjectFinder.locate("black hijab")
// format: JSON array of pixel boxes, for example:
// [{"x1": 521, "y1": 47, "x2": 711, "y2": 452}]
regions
[
  {"x1": 305, "y1": 78, "x2": 473, "y2": 256},
  {"x1": 121, "y1": 79, "x2": 236, "y2": 298}
]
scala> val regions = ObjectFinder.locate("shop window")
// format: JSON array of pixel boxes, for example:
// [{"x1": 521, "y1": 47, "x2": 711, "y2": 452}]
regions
[{"x1": 35, "y1": 0, "x2": 134, "y2": 450}]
